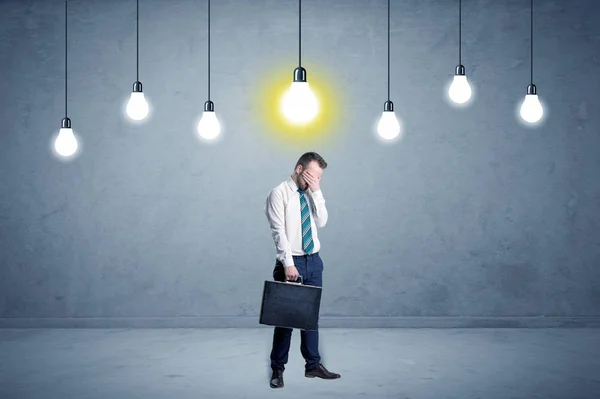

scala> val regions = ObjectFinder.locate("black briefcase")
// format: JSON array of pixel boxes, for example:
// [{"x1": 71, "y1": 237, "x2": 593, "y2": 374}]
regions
[{"x1": 259, "y1": 275, "x2": 322, "y2": 331}]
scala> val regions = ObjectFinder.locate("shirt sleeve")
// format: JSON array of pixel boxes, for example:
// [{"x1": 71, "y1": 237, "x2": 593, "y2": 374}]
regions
[
  {"x1": 265, "y1": 188, "x2": 295, "y2": 267},
  {"x1": 308, "y1": 188, "x2": 328, "y2": 228}
]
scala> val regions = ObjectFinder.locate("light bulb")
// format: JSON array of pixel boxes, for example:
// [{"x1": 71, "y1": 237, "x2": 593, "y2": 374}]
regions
[
  {"x1": 197, "y1": 110, "x2": 220, "y2": 140},
  {"x1": 520, "y1": 94, "x2": 543, "y2": 123},
  {"x1": 449, "y1": 74, "x2": 472, "y2": 104},
  {"x1": 126, "y1": 91, "x2": 149, "y2": 121},
  {"x1": 377, "y1": 111, "x2": 401, "y2": 140},
  {"x1": 281, "y1": 81, "x2": 319, "y2": 124},
  {"x1": 55, "y1": 127, "x2": 78, "y2": 157}
]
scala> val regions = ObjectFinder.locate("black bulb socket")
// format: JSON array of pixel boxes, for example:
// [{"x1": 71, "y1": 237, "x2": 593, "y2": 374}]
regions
[
  {"x1": 204, "y1": 100, "x2": 215, "y2": 112},
  {"x1": 133, "y1": 81, "x2": 143, "y2": 92},
  {"x1": 383, "y1": 100, "x2": 394, "y2": 112},
  {"x1": 293, "y1": 67, "x2": 307, "y2": 82}
]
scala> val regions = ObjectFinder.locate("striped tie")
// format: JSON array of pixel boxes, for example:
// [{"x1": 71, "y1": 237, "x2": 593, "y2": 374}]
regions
[{"x1": 298, "y1": 189, "x2": 314, "y2": 254}]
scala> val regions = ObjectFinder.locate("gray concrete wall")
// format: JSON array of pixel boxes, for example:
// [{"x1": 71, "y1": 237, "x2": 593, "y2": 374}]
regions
[{"x1": 1, "y1": 0, "x2": 599, "y2": 327}]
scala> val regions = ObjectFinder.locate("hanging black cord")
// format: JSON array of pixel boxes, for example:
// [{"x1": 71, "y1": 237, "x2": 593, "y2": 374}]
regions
[
  {"x1": 530, "y1": 0, "x2": 533, "y2": 84},
  {"x1": 458, "y1": 0, "x2": 462, "y2": 65},
  {"x1": 208, "y1": 0, "x2": 211, "y2": 101},
  {"x1": 298, "y1": 0, "x2": 302, "y2": 67},
  {"x1": 136, "y1": 0, "x2": 139, "y2": 82},
  {"x1": 387, "y1": 0, "x2": 390, "y2": 102},
  {"x1": 65, "y1": 0, "x2": 68, "y2": 118}
]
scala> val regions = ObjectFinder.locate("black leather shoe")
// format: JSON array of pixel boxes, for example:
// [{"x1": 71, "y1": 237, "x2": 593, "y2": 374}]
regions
[
  {"x1": 270, "y1": 369, "x2": 284, "y2": 388},
  {"x1": 305, "y1": 364, "x2": 341, "y2": 379}
]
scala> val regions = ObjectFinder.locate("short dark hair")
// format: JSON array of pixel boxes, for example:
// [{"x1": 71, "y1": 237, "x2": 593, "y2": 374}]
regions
[{"x1": 296, "y1": 152, "x2": 327, "y2": 170}]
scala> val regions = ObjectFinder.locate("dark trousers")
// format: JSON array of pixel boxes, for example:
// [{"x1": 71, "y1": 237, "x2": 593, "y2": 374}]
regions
[{"x1": 270, "y1": 252, "x2": 324, "y2": 372}]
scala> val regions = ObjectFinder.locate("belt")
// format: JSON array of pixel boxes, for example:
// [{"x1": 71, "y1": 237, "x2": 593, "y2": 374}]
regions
[{"x1": 293, "y1": 252, "x2": 319, "y2": 258}]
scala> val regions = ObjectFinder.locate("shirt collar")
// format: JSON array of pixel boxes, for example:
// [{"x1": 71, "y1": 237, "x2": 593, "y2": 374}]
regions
[{"x1": 286, "y1": 176, "x2": 302, "y2": 193}]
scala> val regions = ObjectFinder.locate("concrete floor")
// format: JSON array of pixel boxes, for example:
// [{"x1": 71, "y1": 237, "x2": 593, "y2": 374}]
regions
[{"x1": 1, "y1": 328, "x2": 599, "y2": 399}]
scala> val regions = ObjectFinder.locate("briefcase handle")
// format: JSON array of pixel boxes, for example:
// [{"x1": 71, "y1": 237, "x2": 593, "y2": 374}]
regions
[{"x1": 284, "y1": 275, "x2": 303, "y2": 284}]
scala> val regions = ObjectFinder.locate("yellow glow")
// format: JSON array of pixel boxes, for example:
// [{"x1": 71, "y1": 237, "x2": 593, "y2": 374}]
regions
[{"x1": 252, "y1": 64, "x2": 343, "y2": 147}]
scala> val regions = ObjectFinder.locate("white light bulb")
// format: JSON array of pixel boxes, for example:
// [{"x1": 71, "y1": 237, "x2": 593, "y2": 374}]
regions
[
  {"x1": 197, "y1": 111, "x2": 221, "y2": 140},
  {"x1": 519, "y1": 94, "x2": 543, "y2": 123},
  {"x1": 126, "y1": 91, "x2": 149, "y2": 121},
  {"x1": 54, "y1": 127, "x2": 78, "y2": 157},
  {"x1": 377, "y1": 111, "x2": 401, "y2": 140},
  {"x1": 281, "y1": 81, "x2": 319, "y2": 124},
  {"x1": 448, "y1": 75, "x2": 472, "y2": 104}
]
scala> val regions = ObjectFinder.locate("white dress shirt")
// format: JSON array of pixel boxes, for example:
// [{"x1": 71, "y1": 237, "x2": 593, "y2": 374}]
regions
[{"x1": 264, "y1": 177, "x2": 328, "y2": 267}]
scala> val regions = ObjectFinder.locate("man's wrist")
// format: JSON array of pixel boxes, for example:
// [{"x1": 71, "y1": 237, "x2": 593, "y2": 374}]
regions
[
  {"x1": 310, "y1": 188, "x2": 323, "y2": 197},
  {"x1": 284, "y1": 255, "x2": 294, "y2": 267}
]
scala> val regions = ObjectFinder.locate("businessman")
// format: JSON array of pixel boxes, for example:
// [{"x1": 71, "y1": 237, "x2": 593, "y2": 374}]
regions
[{"x1": 264, "y1": 151, "x2": 341, "y2": 389}]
